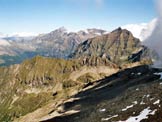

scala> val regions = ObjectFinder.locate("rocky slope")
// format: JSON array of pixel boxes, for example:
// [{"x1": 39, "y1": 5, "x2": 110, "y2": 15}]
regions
[
  {"x1": 71, "y1": 27, "x2": 153, "y2": 66},
  {"x1": 37, "y1": 65, "x2": 162, "y2": 122},
  {"x1": 12, "y1": 65, "x2": 162, "y2": 122}
]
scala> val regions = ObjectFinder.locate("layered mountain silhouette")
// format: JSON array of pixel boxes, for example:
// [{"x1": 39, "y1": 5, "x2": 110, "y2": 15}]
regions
[
  {"x1": 0, "y1": 27, "x2": 107, "y2": 66},
  {"x1": 0, "y1": 27, "x2": 161, "y2": 122}
]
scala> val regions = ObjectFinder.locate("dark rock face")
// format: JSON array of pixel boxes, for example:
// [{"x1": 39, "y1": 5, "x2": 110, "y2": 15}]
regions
[
  {"x1": 71, "y1": 28, "x2": 152, "y2": 65},
  {"x1": 41, "y1": 65, "x2": 162, "y2": 122},
  {"x1": 128, "y1": 46, "x2": 159, "y2": 63},
  {"x1": 128, "y1": 46, "x2": 149, "y2": 62},
  {"x1": 78, "y1": 56, "x2": 118, "y2": 68}
]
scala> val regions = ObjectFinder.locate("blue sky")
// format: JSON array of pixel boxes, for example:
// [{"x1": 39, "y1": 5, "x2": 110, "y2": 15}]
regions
[{"x1": 0, "y1": 0, "x2": 156, "y2": 35}]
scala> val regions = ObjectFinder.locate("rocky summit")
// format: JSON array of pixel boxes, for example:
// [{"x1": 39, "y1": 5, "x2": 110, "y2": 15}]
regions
[
  {"x1": 0, "y1": 28, "x2": 161, "y2": 122},
  {"x1": 71, "y1": 28, "x2": 154, "y2": 66}
]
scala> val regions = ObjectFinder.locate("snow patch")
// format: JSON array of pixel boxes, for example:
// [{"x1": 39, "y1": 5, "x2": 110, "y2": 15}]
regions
[
  {"x1": 137, "y1": 72, "x2": 142, "y2": 75},
  {"x1": 122, "y1": 101, "x2": 138, "y2": 111},
  {"x1": 136, "y1": 88, "x2": 139, "y2": 91},
  {"x1": 153, "y1": 99, "x2": 160, "y2": 105},
  {"x1": 154, "y1": 72, "x2": 162, "y2": 79},
  {"x1": 117, "y1": 107, "x2": 157, "y2": 122},
  {"x1": 140, "y1": 101, "x2": 146, "y2": 105},
  {"x1": 132, "y1": 101, "x2": 138, "y2": 104},
  {"x1": 99, "y1": 108, "x2": 106, "y2": 112},
  {"x1": 150, "y1": 98, "x2": 155, "y2": 101},
  {"x1": 140, "y1": 95, "x2": 146, "y2": 105},
  {"x1": 101, "y1": 115, "x2": 118, "y2": 121},
  {"x1": 95, "y1": 32, "x2": 102, "y2": 35},
  {"x1": 146, "y1": 94, "x2": 150, "y2": 98},
  {"x1": 122, "y1": 105, "x2": 134, "y2": 111}
]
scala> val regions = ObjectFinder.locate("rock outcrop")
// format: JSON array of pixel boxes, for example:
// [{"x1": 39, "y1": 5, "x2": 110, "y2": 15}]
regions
[{"x1": 71, "y1": 27, "x2": 152, "y2": 66}]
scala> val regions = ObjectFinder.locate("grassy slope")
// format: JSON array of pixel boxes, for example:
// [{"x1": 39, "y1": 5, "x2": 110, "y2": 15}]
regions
[{"x1": 0, "y1": 56, "x2": 118, "y2": 122}]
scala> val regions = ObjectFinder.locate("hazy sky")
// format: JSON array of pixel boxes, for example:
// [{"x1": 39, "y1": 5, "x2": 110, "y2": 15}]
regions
[{"x1": 0, "y1": 0, "x2": 156, "y2": 35}]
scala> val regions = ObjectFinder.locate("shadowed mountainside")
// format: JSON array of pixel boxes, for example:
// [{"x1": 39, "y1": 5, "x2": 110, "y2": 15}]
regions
[
  {"x1": 40, "y1": 65, "x2": 162, "y2": 122},
  {"x1": 0, "y1": 55, "x2": 119, "y2": 122}
]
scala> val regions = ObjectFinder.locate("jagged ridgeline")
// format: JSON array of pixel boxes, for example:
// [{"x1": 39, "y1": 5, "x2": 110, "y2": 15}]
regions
[
  {"x1": 0, "y1": 27, "x2": 155, "y2": 66},
  {"x1": 0, "y1": 28, "x2": 156, "y2": 122},
  {"x1": 70, "y1": 27, "x2": 154, "y2": 65}
]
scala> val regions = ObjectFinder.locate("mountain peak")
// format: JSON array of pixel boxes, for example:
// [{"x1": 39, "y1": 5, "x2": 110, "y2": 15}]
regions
[
  {"x1": 110, "y1": 27, "x2": 134, "y2": 38},
  {"x1": 117, "y1": 27, "x2": 122, "y2": 30},
  {"x1": 71, "y1": 27, "x2": 146, "y2": 65},
  {"x1": 57, "y1": 26, "x2": 67, "y2": 31},
  {"x1": 51, "y1": 27, "x2": 68, "y2": 34},
  {"x1": 112, "y1": 27, "x2": 122, "y2": 32}
]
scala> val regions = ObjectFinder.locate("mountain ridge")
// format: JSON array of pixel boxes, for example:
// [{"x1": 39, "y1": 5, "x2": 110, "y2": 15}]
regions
[
  {"x1": 0, "y1": 27, "x2": 107, "y2": 66},
  {"x1": 0, "y1": 27, "x2": 159, "y2": 122},
  {"x1": 71, "y1": 27, "x2": 153, "y2": 66}
]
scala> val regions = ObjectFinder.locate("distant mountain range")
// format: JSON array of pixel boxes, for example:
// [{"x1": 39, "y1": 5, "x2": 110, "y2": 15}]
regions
[
  {"x1": 0, "y1": 27, "x2": 107, "y2": 66},
  {"x1": 0, "y1": 21, "x2": 158, "y2": 66}
]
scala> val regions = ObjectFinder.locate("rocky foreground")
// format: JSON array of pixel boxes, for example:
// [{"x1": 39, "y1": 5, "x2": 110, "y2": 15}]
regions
[{"x1": 14, "y1": 65, "x2": 162, "y2": 122}]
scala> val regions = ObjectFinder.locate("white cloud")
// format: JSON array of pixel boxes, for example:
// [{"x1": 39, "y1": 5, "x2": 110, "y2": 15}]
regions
[
  {"x1": 122, "y1": 18, "x2": 157, "y2": 41},
  {"x1": 143, "y1": 0, "x2": 162, "y2": 67},
  {"x1": 122, "y1": 23, "x2": 147, "y2": 40},
  {"x1": 140, "y1": 18, "x2": 157, "y2": 41},
  {"x1": 0, "y1": 32, "x2": 7, "y2": 38},
  {"x1": 157, "y1": 0, "x2": 162, "y2": 17},
  {"x1": 9, "y1": 32, "x2": 38, "y2": 37}
]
